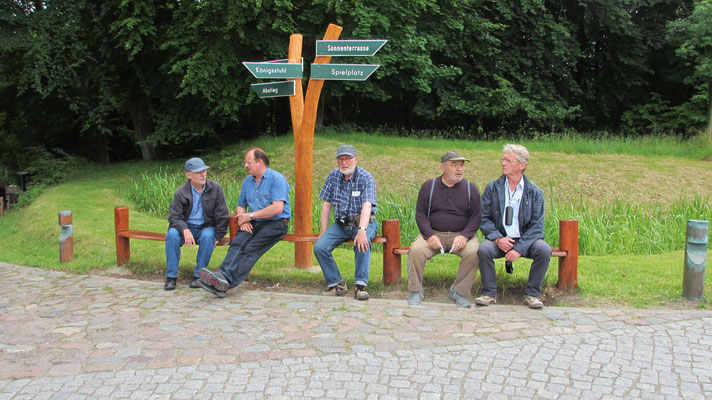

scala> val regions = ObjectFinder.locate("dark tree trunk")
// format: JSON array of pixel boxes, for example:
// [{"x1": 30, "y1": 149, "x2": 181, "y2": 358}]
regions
[{"x1": 128, "y1": 99, "x2": 156, "y2": 161}]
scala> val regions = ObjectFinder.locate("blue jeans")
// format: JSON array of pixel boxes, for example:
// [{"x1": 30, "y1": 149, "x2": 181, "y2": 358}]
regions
[
  {"x1": 477, "y1": 238, "x2": 552, "y2": 297},
  {"x1": 165, "y1": 226, "x2": 217, "y2": 279},
  {"x1": 314, "y1": 220, "x2": 378, "y2": 288},
  {"x1": 217, "y1": 219, "x2": 288, "y2": 289}
]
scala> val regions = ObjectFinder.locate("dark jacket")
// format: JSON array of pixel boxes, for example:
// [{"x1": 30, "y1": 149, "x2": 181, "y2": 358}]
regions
[
  {"x1": 479, "y1": 174, "x2": 546, "y2": 257},
  {"x1": 168, "y1": 179, "x2": 229, "y2": 241}
]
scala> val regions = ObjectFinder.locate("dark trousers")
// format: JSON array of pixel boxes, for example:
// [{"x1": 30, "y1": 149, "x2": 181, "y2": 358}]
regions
[
  {"x1": 217, "y1": 219, "x2": 288, "y2": 289},
  {"x1": 477, "y1": 239, "x2": 552, "y2": 297}
]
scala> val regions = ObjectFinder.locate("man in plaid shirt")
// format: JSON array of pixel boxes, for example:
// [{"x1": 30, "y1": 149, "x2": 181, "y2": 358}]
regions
[{"x1": 314, "y1": 145, "x2": 378, "y2": 301}]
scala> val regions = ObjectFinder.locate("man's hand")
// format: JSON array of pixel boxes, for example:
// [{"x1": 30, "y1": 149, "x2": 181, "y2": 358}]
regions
[
  {"x1": 495, "y1": 237, "x2": 515, "y2": 252},
  {"x1": 354, "y1": 229, "x2": 369, "y2": 252},
  {"x1": 183, "y1": 229, "x2": 195, "y2": 247},
  {"x1": 450, "y1": 235, "x2": 468, "y2": 253},
  {"x1": 239, "y1": 222, "x2": 253, "y2": 233},
  {"x1": 505, "y1": 249, "x2": 521, "y2": 262},
  {"x1": 426, "y1": 235, "x2": 443, "y2": 250},
  {"x1": 237, "y1": 212, "x2": 252, "y2": 226},
  {"x1": 213, "y1": 240, "x2": 219, "y2": 246}
]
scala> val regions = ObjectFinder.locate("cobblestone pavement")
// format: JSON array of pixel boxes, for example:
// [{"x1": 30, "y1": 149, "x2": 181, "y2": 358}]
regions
[{"x1": 1, "y1": 262, "x2": 711, "y2": 399}]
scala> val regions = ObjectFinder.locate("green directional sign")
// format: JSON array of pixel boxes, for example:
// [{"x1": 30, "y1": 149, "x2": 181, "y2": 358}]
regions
[
  {"x1": 310, "y1": 64, "x2": 380, "y2": 81},
  {"x1": 316, "y1": 40, "x2": 387, "y2": 57},
  {"x1": 251, "y1": 81, "x2": 296, "y2": 98},
  {"x1": 243, "y1": 60, "x2": 303, "y2": 79}
]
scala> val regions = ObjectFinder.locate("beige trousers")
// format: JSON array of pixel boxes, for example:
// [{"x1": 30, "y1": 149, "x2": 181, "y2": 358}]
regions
[{"x1": 406, "y1": 231, "x2": 480, "y2": 296}]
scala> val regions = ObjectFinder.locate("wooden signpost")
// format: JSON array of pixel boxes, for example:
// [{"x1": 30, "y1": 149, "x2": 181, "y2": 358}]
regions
[{"x1": 243, "y1": 24, "x2": 386, "y2": 268}]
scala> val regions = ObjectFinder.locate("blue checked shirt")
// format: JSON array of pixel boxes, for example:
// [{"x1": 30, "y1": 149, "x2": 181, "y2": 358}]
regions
[{"x1": 319, "y1": 166, "x2": 377, "y2": 217}]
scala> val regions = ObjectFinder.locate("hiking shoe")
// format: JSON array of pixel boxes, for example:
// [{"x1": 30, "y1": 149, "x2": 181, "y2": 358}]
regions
[
  {"x1": 407, "y1": 290, "x2": 424, "y2": 306},
  {"x1": 322, "y1": 280, "x2": 348, "y2": 296},
  {"x1": 189, "y1": 277, "x2": 201, "y2": 288},
  {"x1": 524, "y1": 295, "x2": 544, "y2": 309},
  {"x1": 164, "y1": 277, "x2": 177, "y2": 291},
  {"x1": 197, "y1": 280, "x2": 226, "y2": 298},
  {"x1": 354, "y1": 285, "x2": 369, "y2": 301},
  {"x1": 199, "y1": 268, "x2": 228, "y2": 292},
  {"x1": 474, "y1": 295, "x2": 496, "y2": 306},
  {"x1": 448, "y1": 285, "x2": 471, "y2": 308}
]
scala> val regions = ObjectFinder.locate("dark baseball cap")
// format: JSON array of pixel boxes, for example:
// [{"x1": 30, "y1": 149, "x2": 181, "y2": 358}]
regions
[
  {"x1": 441, "y1": 151, "x2": 470, "y2": 163},
  {"x1": 336, "y1": 145, "x2": 357, "y2": 158}
]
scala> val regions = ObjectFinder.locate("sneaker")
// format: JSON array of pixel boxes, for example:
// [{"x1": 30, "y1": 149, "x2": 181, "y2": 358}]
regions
[
  {"x1": 474, "y1": 295, "x2": 496, "y2": 306},
  {"x1": 524, "y1": 295, "x2": 544, "y2": 309},
  {"x1": 199, "y1": 268, "x2": 229, "y2": 292},
  {"x1": 354, "y1": 285, "x2": 369, "y2": 301},
  {"x1": 164, "y1": 277, "x2": 177, "y2": 291},
  {"x1": 322, "y1": 280, "x2": 348, "y2": 296},
  {"x1": 448, "y1": 285, "x2": 471, "y2": 308},
  {"x1": 407, "y1": 290, "x2": 424, "y2": 306},
  {"x1": 197, "y1": 280, "x2": 226, "y2": 298},
  {"x1": 189, "y1": 277, "x2": 201, "y2": 289}
]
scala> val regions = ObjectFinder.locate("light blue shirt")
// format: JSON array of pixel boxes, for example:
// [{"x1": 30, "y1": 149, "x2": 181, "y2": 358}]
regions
[
  {"x1": 237, "y1": 168, "x2": 291, "y2": 220},
  {"x1": 186, "y1": 184, "x2": 205, "y2": 227},
  {"x1": 503, "y1": 177, "x2": 524, "y2": 238}
]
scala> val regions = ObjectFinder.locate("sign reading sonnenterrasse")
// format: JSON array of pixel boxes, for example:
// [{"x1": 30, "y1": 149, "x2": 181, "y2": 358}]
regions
[
  {"x1": 310, "y1": 64, "x2": 380, "y2": 81},
  {"x1": 315, "y1": 40, "x2": 387, "y2": 57}
]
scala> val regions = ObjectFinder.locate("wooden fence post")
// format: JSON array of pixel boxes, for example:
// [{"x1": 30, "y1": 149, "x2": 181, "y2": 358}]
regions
[
  {"x1": 556, "y1": 219, "x2": 579, "y2": 290},
  {"x1": 58, "y1": 211, "x2": 73, "y2": 263},
  {"x1": 114, "y1": 207, "x2": 130, "y2": 265},
  {"x1": 382, "y1": 219, "x2": 402, "y2": 285}
]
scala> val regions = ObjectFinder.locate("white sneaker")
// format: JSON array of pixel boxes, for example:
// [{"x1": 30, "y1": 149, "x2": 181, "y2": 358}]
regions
[
  {"x1": 474, "y1": 295, "x2": 496, "y2": 306},
  {"x1": 524, "y1": 295, "x2": 543, "y2": 309}
]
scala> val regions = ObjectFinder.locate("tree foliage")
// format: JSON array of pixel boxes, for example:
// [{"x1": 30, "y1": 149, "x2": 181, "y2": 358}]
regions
[{"x1": 0, "y1": 0, "x2": 707, "y2": 167}]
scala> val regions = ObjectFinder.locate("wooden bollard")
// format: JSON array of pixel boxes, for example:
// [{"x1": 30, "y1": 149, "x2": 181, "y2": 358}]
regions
[
  {"x1": 114, "y1": 206, "x2": 130, "y2": 265},
  {"x1": 382, "y1": 219, "x2": 402, "y2": 285},
  {"x1": 556, "y1": 219, "x2": 579, "y2": 290},
  {"x1": 58, "y1": 211, "x2": 74, "y2": 263}
]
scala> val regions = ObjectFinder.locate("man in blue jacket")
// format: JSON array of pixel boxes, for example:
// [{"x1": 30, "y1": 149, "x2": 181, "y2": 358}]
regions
[
  {"x1": 165, "y1": 157, "x2": 229, "y2": 290},
  {"x1": 476, "y1": 144, "x2": 551, "y2": 309}
]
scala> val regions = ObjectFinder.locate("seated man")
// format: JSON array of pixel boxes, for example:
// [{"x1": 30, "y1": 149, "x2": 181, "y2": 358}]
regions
[
  {"x1": 476, "y1": 144, "x2": 552, "y2": 309},
  {"x1": 314, "y1": 145, "x2": 378, "y2": 301},
  {"x1": 198, "y1": 148, "x2": 290, "y2": 297},
  {"x1": 407, "y1": 151, "x2": 481, "y2": 308},
  {"x1": 165, "y1": 157, "x2": 229, "y2": 290}
]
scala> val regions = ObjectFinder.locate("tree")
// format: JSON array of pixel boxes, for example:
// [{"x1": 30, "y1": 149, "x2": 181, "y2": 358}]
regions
[{"x1": 668, "y1": 0, "x2": 712, "y2": 140}]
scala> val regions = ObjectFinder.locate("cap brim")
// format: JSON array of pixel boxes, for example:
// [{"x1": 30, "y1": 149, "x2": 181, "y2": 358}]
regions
[{"x1": 188, "y1": 166, "x2": 209, "y2": 172}]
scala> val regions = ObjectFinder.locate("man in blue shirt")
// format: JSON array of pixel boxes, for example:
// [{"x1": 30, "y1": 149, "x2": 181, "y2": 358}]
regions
[
  {"x1": 165, "y1": 157, "x2": 229, "y2": 291},
  {"x1": 314, "y1": 145, "x2": 378, "y2": 301},
  {"x1": 197, "y1": 148, "x2": 291, "y2": 297}
]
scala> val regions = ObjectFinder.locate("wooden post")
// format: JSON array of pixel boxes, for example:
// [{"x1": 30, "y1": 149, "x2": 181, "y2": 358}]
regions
[
  {"x1": 382, "y1": 219, "x2": 402, "y2": 285},
  {"x1": 114, "y1": 206, "x2": 130, "y2": 265},
  {"x1": 556, "y1": 219, "x2": 579, "y2": 290},
  {"x1": 293, "y1": 23, "x2": 343, "y2": 268},
  {"x1": 228, "y1": 215, "x2": 238, "y2": 242},
  {"x1": 58, "y1": 211, "x2": 73, "y2": 263}
]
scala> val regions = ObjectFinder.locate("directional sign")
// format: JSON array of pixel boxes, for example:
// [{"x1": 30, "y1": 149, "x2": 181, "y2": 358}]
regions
[
  {"x1": 243, "y1": 60, "x2": 303, "y2": 79},
  {"x1": 310, "y1": 64, "x2": 380, "y2": 81},
  {"x1": 251, "y1": 81, "x2": 296, "y2": 98},
  {"x1": 316, "y1": 40, "x2": 387, "y2": 57}
]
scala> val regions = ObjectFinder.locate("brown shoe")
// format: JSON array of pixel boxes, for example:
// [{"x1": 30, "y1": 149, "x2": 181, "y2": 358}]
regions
[
  {"x1": 322, "y1": 280, "x2": 348, "y2": 296},
  {"x1": 474, "y1": 295, "x2": 496, "y2": 306},
  {"x1": 354, "y1": 285, "x2": 369, "y2": 301},
  {"x1": 524, "y1": 295, "x2": 543, "y2": 309}
]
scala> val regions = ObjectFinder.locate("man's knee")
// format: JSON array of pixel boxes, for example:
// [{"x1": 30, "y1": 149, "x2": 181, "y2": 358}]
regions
[
  {"x1": 313, "y1": 239, "x2": 331, "y2": 256},
  {"x1": 529, "y1": 240, "x2": 552, "y2": 259},
  {"x1": 477, "y1": 240, "x2": 498, "y2": 259},
  {"x1": 197, "y1": 229, "x2": 215, "y2": 245},
  {"x1": 166, "y1": 228, "x2": 181, "y2": 244}
]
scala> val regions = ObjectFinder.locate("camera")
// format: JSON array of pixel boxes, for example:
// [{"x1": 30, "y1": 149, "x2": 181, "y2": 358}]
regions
[
  {"x1": 505, "y1": 206, "x2": 513, "y2": 226},
  {"x1": 505, "y1": 261, "x2": 513, "y2": 274},
  {"x1": 336, "y1": 215, "x2": 349, "y2": 226}
]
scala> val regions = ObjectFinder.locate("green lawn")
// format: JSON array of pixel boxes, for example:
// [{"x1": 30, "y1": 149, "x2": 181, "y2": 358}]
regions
[{"x1": 1, "y1": 131, "x2": 711, "y2": 308}]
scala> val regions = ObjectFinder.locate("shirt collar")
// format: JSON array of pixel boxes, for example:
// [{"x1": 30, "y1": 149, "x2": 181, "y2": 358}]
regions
[{"x1": 504, "y1": 176, "x2": 524, "y2": 192}]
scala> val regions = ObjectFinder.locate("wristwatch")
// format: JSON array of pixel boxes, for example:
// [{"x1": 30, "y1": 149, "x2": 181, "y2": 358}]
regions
[
  {"x1": 358, "y1": 226, "x2": 367, "y2": 231},
  {"x1": 249, "y1": 212, "x2": 255, "y2": 219}
]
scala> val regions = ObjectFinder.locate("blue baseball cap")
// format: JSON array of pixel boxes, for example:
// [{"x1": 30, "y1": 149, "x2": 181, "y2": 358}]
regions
[{"x1": 185, "y1": 157, "x2": 209, "y2": 172}]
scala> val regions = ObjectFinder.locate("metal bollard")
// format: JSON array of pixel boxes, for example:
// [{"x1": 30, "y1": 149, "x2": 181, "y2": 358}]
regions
[
  {"x1": 682, "y1": 219, "x2": 708, "y2": 301},
  {"x1": 59, "y1": 211, "x2": 74, "y2": 263}
]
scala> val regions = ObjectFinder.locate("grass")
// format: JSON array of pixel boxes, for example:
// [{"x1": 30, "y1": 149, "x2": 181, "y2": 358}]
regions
[{"x1": 0, "y1": 129, "x2": 711, "y2": 308}]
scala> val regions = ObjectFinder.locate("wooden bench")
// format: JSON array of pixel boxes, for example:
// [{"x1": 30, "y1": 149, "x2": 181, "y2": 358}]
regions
[{"x1": 114, "y1": 206, "x2": 578, "y2": 289}]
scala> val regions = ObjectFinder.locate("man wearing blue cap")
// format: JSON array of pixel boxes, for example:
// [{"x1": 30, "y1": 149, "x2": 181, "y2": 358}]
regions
[
  {"x1": 197, "y1": 148, "x2": 291, "y2": 297},
  {"x1": 314, "y1": 144, "x2": 378, "y2": 301},
  {"x1": 165, "y1": 157, "x2": 229, "y2": 290}
]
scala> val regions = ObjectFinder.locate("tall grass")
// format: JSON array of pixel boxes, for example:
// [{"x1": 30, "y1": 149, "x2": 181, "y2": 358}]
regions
[{"x1": 128, "y1": 170, "x2": 712, "y2": 256}]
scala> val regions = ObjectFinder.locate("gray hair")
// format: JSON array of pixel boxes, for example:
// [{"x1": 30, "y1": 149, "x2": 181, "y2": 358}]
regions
[{"x1": 503, "y1": 144, "x2": 529, "y2": 172}]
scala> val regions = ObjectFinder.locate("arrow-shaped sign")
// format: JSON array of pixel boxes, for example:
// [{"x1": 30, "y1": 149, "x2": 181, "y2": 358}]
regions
[
  {"x1": 310, "y1": 64, "x2": 380, "y2": 81},
  {"x1": 316, "y1": 40, "x2": 388, "y2": 57},
  {"x1": 251, "y1": 81, "x2": 296, "y2": 98},
  {"x1": 243, "y1": 59, "x2": 303, "y2": 79}
]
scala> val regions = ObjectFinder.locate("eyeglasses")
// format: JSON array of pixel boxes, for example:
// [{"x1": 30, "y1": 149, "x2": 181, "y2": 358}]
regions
[
  {"x1": 337, "y1": 156, "x2": 355, "y2": 163},
  {"x1": 501, "y1": 157, "x2": 519, "y2": 164}
]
